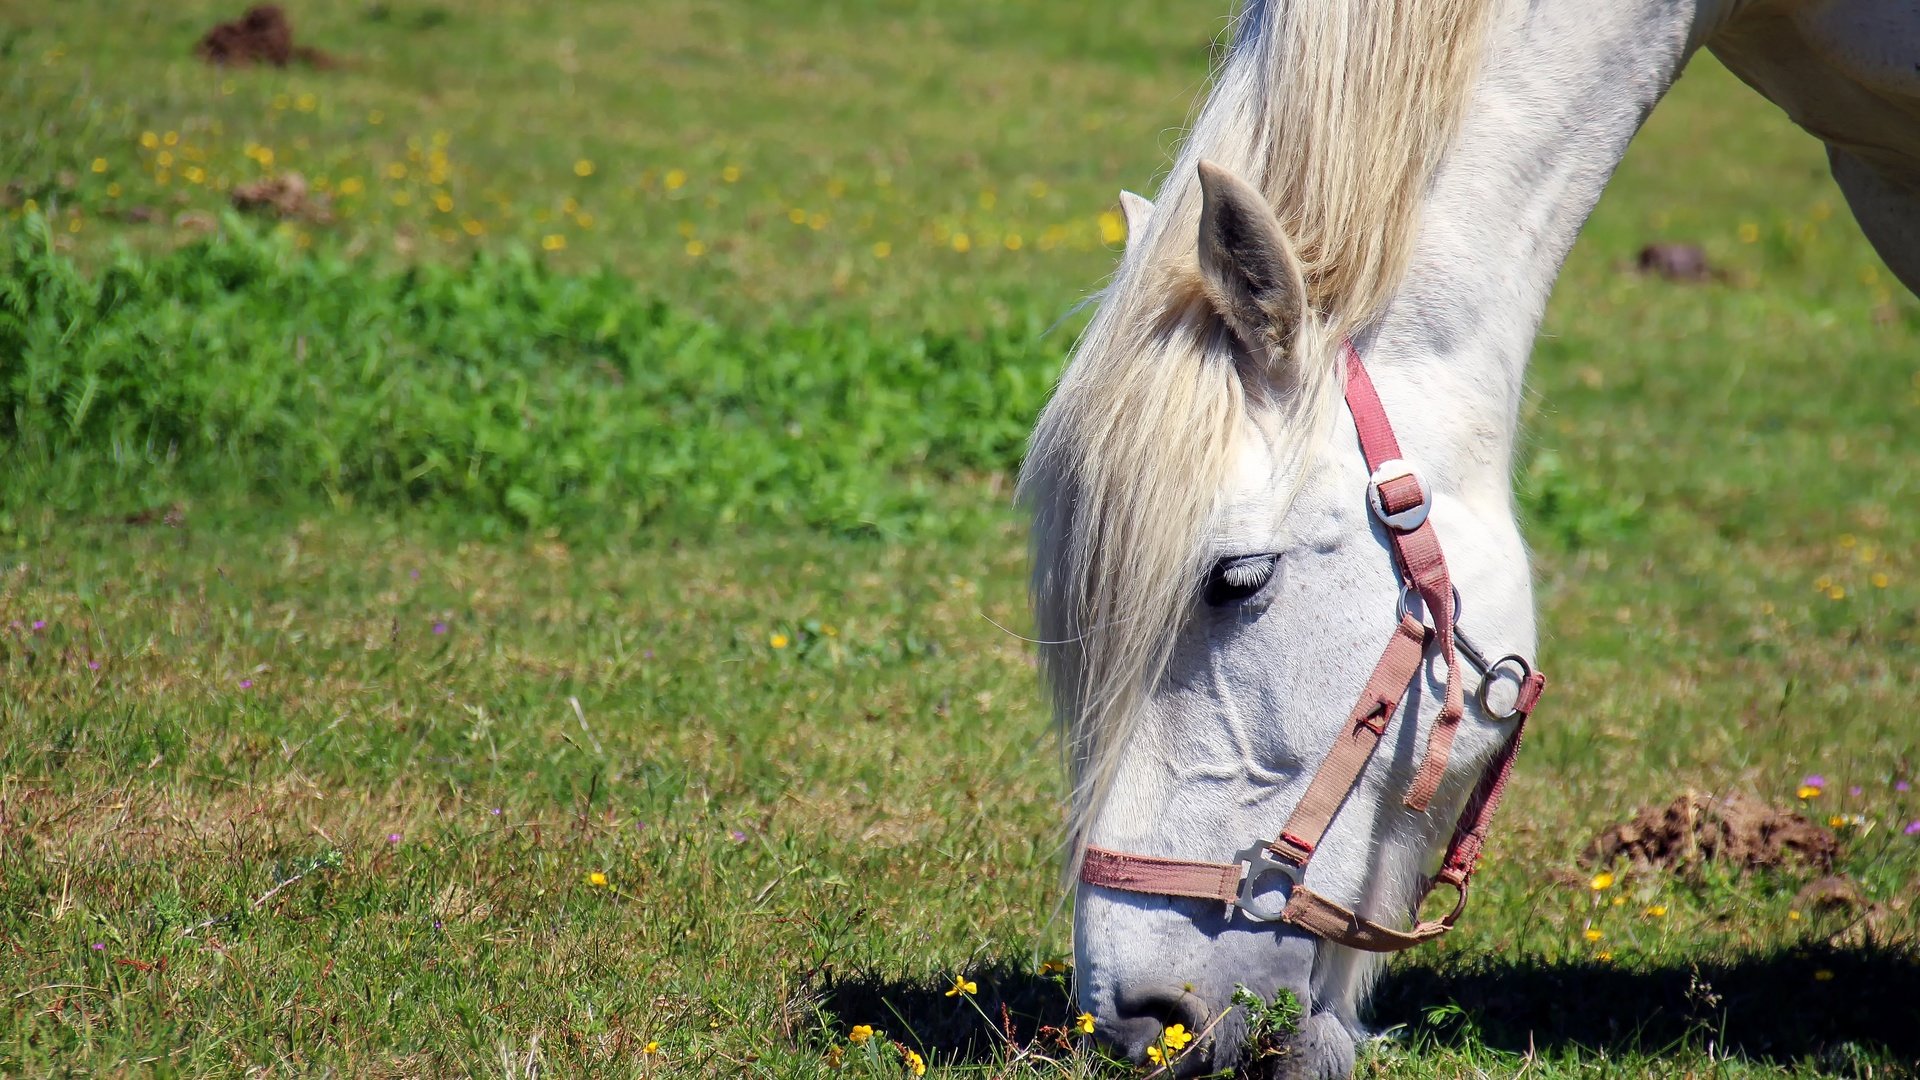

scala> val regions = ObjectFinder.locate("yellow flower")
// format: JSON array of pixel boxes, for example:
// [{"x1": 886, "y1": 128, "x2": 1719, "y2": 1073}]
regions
[
  {"x1": 574, "y1": 158, "x2": 595, "y2": 177},
  {"x1": 871, "y1": 241, "x2": 891, "y2": 259},
  {"x1": 1161, "y1": 1023, "x2": 1192, "y2": 1051},
  {"x1": 770, "y1": 632, "x2": 790, "y2": 649},
  {"x1": 1872, "y1": 573, "x2": 1890, "y2": 589},
  {"x1": 1146, "y1": 1046, "x2": 1166, "y2": 1065},
  {"x1": 685, "y1": 240, "x2": 706, "y2": 257},
  {"x1": 721, "y1": 164, "x2": 741, "y2": 183},
  {"x1": 1643, "y1": 905, "x2": 1668, "y2": 917},
  {"x1": 1789, "y1": 910, "x2": 1802, "y2": 921},
  {"x1": 1098, "y1": 210, "x2": 1126, "y2": 245},
  {"x1": 542, "y1": 234, "x2": 567, "y2": 252},
  {"x1": 664, "y1": 168, "x2": 687, "y2": 191},
  {"x1": 163, "y1": 130, "x2": 179, "y2": 146},
  {"x1": 1596, "y1": 951, "x2": 1613, "y2": 961},
  {"x1": 1738, "y1": 222, "x2": 1760, "y2": 243},
  {"x1": 1075, "y1": 1011, "x2": 1095, "y2": 1034},
  {"x1": 90, "y1": 157, "x2": 107, "y2": 174},
  {"x1": 1813, "y1": 968, "x2": 1835, "y2": 982},
  {"x1": 295, "y1": 92, "x2": 316, "y2": 112},
  {"x1": 139, "y1": 131, "x2": 159, "y2": 149},
  {"x1": 824, "y1": 1045, "x2": 844, "y2": 1068},
  {"x1": 367, "y1": 109, "x2": 384, "y2": 124},
  {"x1": 642, "y1": 1040, "x2": 660, "y2": 1054},
  {"x1": 1583, "y1": 928, "x2": 1603, "y2": 942},
  {"x1": 1038, "y1": 960, "x2": 1066, "y2": 975},
  {"x1": 1589, "y1": 871, "x2": 1615, "y2": 891},
  {"x1": 339, "y1": 177, "x2": 365, "y2": 196},
  {"x1": 951, "y1": 232, "x2": 971, "y2": 253},
  {"x1": 903, "y1": 1048, "x2": 925, "y2": 1076},
  {"x1": 587, "y1": 871, "x2": 608, "y2": 887},
  {"x1": 944, "y1": 975, "x2": 977, "y2": 997},
  {"x1": 1797, "y1": 785, "x2": 1822, "y2": 800},
  {"x1": 849, "y1": 1025, "x2": 874, "y2": 1044}
]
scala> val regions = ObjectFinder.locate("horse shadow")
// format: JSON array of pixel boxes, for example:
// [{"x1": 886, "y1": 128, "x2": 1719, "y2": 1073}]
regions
[{"x1": 814, "y1": 944, "x2": 1920, "y2": 1068}]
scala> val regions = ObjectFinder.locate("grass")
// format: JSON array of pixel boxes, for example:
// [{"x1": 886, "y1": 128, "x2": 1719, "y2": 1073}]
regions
[{"x1": 2, "y1": 0, "x2": 1919, "y2": 1076}]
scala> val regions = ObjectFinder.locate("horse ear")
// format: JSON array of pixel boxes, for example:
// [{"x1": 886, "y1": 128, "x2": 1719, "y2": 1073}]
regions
[
  {"x1": 1118, "y1": 190, "x2": 1153, "y2": 249},
  {"x1": 1195, "y1": 160, "x2": 1306, "y2": 352}
]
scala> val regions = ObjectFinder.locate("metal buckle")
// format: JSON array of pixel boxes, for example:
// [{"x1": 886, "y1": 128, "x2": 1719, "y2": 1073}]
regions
[
  {"x1": 1367, "y1": 459, "x2": 1431, "y2": 532},
  {"x1": 1232, "y1": 843, "x2": 1303, "y2": 922}
]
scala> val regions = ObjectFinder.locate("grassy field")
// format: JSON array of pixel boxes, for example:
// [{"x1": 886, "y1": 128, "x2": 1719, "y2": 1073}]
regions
[{"x1": 4, "y1": 1, "x2": 1920, "y2": 1077}]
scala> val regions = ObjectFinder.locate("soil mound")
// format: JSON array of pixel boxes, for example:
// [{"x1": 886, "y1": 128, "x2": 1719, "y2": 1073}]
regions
[
  {"x1": 1636, "y1": 242, "x2": 1718, "y2": 282},
  {"x1": 231, "y1": 172, "x2": 332, "y2": 223},
  {"x1": 1585, "y1": 790, "x2": 1836, "y2": 873},
  {"x1": 197, "y1": 5, "x2": 336, "y2": 68}
]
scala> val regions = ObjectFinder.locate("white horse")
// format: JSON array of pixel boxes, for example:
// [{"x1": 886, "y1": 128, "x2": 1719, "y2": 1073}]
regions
[{"x1": 1019, "y1": 0, "x2": 1919, "y2": 1074}]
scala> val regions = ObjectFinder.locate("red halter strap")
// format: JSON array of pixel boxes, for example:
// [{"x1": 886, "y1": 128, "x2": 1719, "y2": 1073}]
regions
[{"x1": 1077, "y1": 344, "x2": 1546, "y2": 953}]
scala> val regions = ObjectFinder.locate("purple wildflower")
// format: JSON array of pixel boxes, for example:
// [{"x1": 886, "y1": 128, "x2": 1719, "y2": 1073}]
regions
[
  {"x1": 239, "y1": 679, "x2": 253, "y2": 689},
  {"x1": 490, "y1": 807, "x2": 503, "y2": 816},
  {"x1": 410, "y1": 569, "x2": 421, "y2": 580},
  {"x1": 643, "y1": 649, "x2": 655, "y2": 660},
  {"x1": 87, "y1": 661, "x2": 100, "y2": 671},
  {"x1": 433, "y1": 621, "x2": 448, "y2": 635},
  {"x1": 91, "y1": 943, "x2": 105, "y2": 951},
  {"x1": 1906, "y1": 821, "x2": 1920, "y2": 836},
  {"x1": 387, "y1": 833, "x2": 403, "y2": 844},
  {"x1": 433, "y1": 920, "x2": 443, "y2": 930},
  {"x1": 1802, "y1": 774, "x2": 1826, "y2": 789},
  {"x1": 32, "y1": 620, "x2": 46, "y2": 631},
  {"x1": 728, "y1": 830, "x2": 747, "y2": 843},
  {"x1": 1849, "y1": 786, "x2": 1863, "y2": 796},
  {"x1": 1898, "y1": 780, "x2": 1913, "y2": 793}
]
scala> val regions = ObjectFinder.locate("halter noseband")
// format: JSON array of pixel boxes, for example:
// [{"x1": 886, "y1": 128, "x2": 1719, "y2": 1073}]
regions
[{"x1": 1078, "y1": 343, "x2": 1547, "y2": 953}]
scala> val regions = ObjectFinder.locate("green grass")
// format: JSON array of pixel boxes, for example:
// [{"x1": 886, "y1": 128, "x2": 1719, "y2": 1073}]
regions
[{"x1": 3, "y1": 0, "x2": 1920, "y2": 1076}]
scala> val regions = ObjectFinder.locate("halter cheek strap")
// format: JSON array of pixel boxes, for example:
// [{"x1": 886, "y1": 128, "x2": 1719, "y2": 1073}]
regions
[{"x1": 1076, "y1": 345, "x2": 1547, "y2": 954}]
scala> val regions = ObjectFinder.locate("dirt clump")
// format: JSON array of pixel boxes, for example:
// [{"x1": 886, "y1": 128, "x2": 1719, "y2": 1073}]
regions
[
  {"x1": 1635, "y1": 242, "x2": 1720, "y2": 282},
  {"x1": 231, "y1": 172, "x2": 332, "y2": 223},
  {"x1": 196, "y1": 5, "x2": 337, "y2": 68},
  {"x1": 1585, "y1": 790, "x2": 1836, "y2": 874}
]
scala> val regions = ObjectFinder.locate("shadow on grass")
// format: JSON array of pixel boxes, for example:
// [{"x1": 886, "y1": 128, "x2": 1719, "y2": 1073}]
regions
[
  {"x1": 818, "y1": 959, "x2": 1079, "y2": 1062},
  {"x1": 1370, "y1": 943, "x2": 1920, "y2": 1066},
  {"x1": 817, "y1": 944, "x2": 1920, "y2": 1067}
]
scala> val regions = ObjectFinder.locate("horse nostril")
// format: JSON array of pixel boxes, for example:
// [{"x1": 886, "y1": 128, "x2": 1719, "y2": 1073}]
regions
[{"x1": 1112, "y1": 984, "x2": 1212, "y2": 1060}]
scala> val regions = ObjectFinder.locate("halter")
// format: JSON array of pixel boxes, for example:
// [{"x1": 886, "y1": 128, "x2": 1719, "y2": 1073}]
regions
[{"x1": 1078, "y1": 343, "x2": 1547, "y2": 953}]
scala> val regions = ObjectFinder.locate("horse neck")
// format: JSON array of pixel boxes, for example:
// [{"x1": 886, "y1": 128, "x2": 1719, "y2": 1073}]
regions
[{"x1": 1354, "y1": 0, "x2": 1727, "y2": 506}]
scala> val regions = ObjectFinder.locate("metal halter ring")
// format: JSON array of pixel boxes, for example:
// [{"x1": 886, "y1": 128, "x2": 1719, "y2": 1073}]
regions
[
  {"x1": 1395, "y1": 582, "x2": 1462, "y2": 630},
  {"x1": 1232, "y1": 842, "x2": 1303, "y2": 923},
  {"x1": 1472, "y1": 652, "x2": 1534, "y2": 721}
]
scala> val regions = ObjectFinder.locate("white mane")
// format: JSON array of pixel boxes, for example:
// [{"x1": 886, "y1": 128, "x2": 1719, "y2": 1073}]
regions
[{"x1": 1019, "y1": 0, "x2": 1504, "y2": 867}]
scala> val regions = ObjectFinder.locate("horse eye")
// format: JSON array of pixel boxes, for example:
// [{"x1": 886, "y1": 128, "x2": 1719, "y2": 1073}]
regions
[{"x1": 1204, "y1": 554, "x2": 1278, "y2": 606}]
